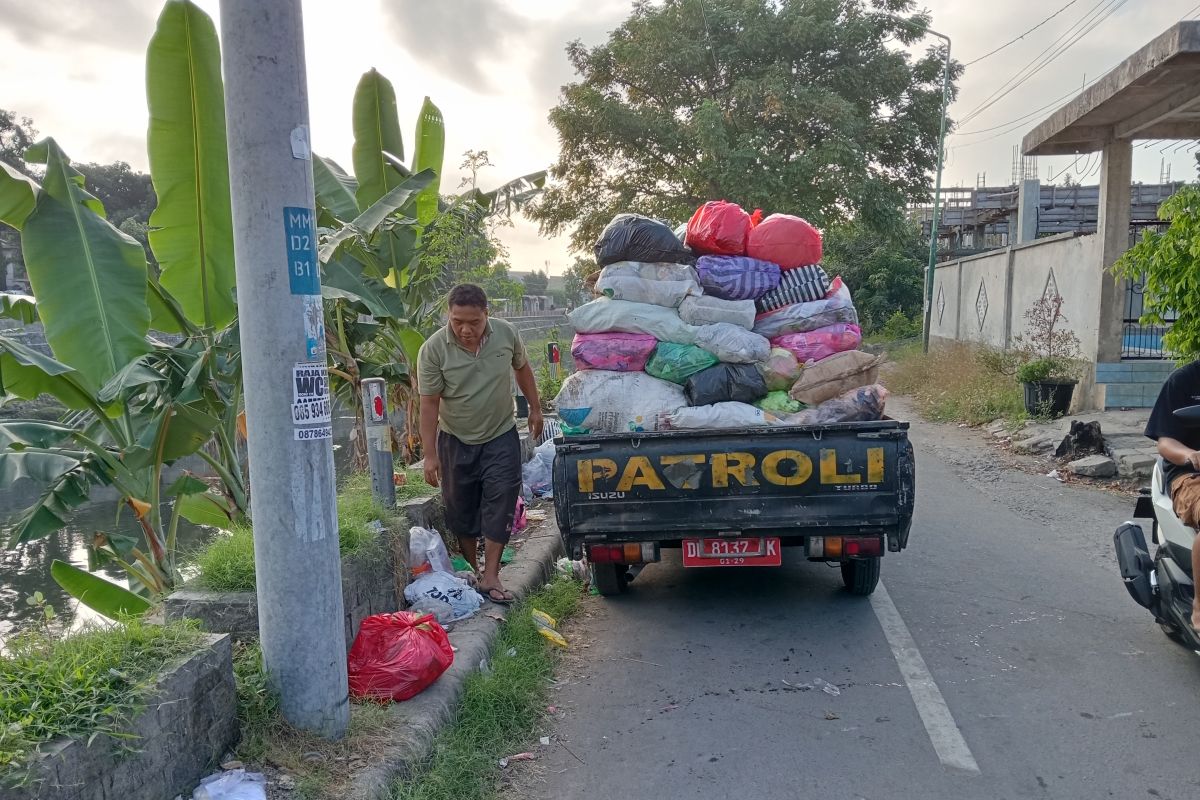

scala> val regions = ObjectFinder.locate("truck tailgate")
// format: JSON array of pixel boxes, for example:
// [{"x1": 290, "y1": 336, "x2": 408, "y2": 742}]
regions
[{"x1": 552, "y1": 421, "x2": 914, "y2": 543}]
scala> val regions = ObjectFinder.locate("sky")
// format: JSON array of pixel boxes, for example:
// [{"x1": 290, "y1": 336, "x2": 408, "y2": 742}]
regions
[{"x1": 2, "y1": 0, "x2": 1199, "y2": 276}]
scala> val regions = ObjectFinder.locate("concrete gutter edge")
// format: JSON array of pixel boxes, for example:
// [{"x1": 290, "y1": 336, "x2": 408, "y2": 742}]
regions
[{"x1": 347, "y1": 526, "x2": 566, "y2": 800}]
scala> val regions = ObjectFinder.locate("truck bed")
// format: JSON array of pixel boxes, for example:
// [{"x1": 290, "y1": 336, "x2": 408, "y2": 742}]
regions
[{"x1": 552, "y1": 420, "x2": 915, "y2": 556}]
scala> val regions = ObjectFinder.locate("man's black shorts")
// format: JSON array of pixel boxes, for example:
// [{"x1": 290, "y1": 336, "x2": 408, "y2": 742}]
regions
[{"x1": 437, "y1": 426, "x2": 522, "y2": 544}]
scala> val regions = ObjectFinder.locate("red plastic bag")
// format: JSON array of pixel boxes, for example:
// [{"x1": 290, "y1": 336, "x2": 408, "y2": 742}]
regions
[
  {"x1": 747, "y1": 213, "x2": 822, "y2": 269},
  {"x1": 348, "y1": 612, "x2": 455, "y2": 701},
  {"x1": 685, "y1": 200, "x2": 752, "y2": 256}
]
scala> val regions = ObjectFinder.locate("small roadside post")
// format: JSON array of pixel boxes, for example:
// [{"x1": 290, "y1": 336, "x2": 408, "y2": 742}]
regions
[
  {"x1": 546, "y1": 340, "x2": 561, "y2": 379},
  {"x1": 361, "y1": 378, "x2": 397, "y2": 508}
]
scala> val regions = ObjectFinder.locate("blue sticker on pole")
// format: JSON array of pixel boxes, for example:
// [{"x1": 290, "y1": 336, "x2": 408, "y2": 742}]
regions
[{"x1": 284, "y1": 206, "x2": 320, "y2": 295}]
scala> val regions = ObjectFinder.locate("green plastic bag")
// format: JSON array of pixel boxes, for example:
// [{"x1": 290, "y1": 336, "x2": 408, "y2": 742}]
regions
[
  {"x1": 755, "y1": 390, "x2": 805, "y2": 414},
  {"x1": 645, "y1": 342, "x2": 719, "y2": 384}
]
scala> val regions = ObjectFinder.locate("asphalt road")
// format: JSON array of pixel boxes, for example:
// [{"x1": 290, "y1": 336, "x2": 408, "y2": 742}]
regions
[{"x1": 506, "y1": 408, "x2": 1200, "y2": 800}]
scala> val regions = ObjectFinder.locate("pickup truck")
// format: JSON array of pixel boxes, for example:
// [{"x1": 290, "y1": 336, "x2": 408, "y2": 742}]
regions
[{"x1": 551, "y1": 420, "x2": 915, "y2": 596}]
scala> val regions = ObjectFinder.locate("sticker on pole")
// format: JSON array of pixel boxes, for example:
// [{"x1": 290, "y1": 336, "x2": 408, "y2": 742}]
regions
[
  {"x1": 284, "y1": 207, "x2": 320, "y2": 295},
  {"x1": 303, "y1": 294, "x2": 325, "y2": 360},
  {"x1": 292, "y1": 362, "x2": 331, "y2": 426},
  {"x1": 295, "y1": 425, "x2": 332, "y2": 441}
]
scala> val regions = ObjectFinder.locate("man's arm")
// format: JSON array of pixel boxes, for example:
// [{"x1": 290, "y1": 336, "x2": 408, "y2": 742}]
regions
[
  {"x1": 420, "y1": 394, "x2": 442, "y2": 487},
  {"x1": 1157, "y1": 436, "x2": 1200, "y2": 471},
  {"x1": 514, "y1": 362, "x2": 543, "y2": 441}
]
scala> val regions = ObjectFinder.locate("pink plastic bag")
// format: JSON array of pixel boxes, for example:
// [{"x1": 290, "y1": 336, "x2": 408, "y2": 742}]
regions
[
  {"x1": 686, "y1": 201, "x2": 752, "y2": 256},
  {"x1": 770, "y1": 324, "x2": 862, "y2": 363},
  {"x1": 514, "y1": 496, "x2": 528, "y2": 534},
  {"x1": 570, "y1": 332, "x2": 657, "y2": 371}
]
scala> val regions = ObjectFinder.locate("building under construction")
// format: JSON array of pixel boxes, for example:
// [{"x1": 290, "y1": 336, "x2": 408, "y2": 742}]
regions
[{"x1": 912, "y1": 180, "x2": 1185, "y2": 260}]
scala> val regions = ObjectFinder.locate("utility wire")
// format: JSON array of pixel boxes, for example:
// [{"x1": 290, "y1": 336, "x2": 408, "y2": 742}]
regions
[
  {"x1": 964, "y1": 0, "x2": 1081, "y2": 66},
  {"x1": 953, "y1": 83, "x2": 1089, "y2": 136},
  {"x1": 958, "y1": 0, "x2": 1129, "y2": 127}
]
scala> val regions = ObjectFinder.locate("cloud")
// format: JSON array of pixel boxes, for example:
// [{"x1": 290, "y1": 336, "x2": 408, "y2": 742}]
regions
[
  {"x1": 383, "y1": 0, "x2": 528, "y2": 91},
  {"x1": 0, "y1": 0, "x2": 155, "y2": 52}
]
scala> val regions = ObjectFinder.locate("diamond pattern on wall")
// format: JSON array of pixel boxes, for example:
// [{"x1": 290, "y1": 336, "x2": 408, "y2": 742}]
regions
[
  {"x1": 1043, "y1": 268, "x2": 1060, "y2": 301},
  {"x1": 975, "y1": 279, "x2": 989, "y2": 331},
  {"x1": 936, "y1": 285, "x2": 946, "y2": 324}
]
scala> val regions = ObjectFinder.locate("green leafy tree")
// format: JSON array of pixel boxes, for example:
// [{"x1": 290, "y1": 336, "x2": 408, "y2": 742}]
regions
[
  {"x1": 562, "y1": 256, "x2": 597, "y2": 306},
  {"x1": 523, "y1": 269, "x2": 549, "y2": 296},
  {"x1": 1113, "y1": 185, "x2": 1200, "y2": 359},
  {"x1": 79, "y1": 161, "x2": 156, "y2": 257},
  {"x1": 823, "y1": 222, "x2": 925, "y2": 333},
  {"x1": 0, "y1": 109, "x2": 37, "y2": 174},
  {"x1": 528, "y1": 0, "x2": 959, "y2": 252}
]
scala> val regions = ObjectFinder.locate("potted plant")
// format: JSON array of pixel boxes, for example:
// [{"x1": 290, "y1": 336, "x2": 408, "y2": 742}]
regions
[{"x1": 1015, "y1": 292, "x2": 1082, "y2": 417}]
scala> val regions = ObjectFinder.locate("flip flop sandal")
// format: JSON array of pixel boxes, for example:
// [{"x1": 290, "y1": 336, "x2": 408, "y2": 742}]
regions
[{"x1": 482, "y1": 587, "x2": 515, "y2": 605}]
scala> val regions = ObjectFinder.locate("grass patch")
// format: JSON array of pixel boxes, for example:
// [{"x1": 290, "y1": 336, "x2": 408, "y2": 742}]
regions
[
  {"x1": 229, "y1": 580, "x2": 583, "y2": 800},
  {"x1": 232, "y1": 642, "x2": 395, "y2": 800},
  {"x1": 0, "y1": 619, "x2": 206, "y2": 782},
  {"x1": 887, "y1": 342, "x2": 1027, "y2": 425},
  {"x1": 396, "y1": 466, "x2": 440, "y2": 502},
  {"x1": 193, "y1": 472, "x2": 394, "y2": 591},
  {"x1": 389, "y1": 578, "x2": 582, "y2": 800}
]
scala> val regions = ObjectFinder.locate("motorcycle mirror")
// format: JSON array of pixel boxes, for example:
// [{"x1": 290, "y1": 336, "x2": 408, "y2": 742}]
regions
[{"x1": 1172, "y1": 405, "x2": 1200, "y2": 425}]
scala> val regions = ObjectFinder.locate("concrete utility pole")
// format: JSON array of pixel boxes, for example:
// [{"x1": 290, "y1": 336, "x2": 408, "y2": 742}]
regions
[{"x1": 220, "y1": 0, "x2": 349, "y2": 737}]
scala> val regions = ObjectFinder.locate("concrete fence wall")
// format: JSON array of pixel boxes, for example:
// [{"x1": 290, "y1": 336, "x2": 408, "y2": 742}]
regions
[{"x1": 929, "y1": 232, "x2": 1105, "y2": 362}]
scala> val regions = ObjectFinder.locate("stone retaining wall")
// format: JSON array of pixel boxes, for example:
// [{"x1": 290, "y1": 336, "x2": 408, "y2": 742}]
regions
[
  {"x1": 3, "y1": 634, "x2": 237, "y2": 800},
  {"x1": 165, "y1": 494, "x2": 444, "y2": 650}
]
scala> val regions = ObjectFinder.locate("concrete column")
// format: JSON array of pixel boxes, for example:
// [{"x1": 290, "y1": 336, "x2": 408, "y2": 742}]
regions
[
  {"x1": 1096, "y1": 140, "x2": 1133, "y2": 364},
  {"x1": 1016, "y1": 179, "x2": 1040, "y2": 243}
]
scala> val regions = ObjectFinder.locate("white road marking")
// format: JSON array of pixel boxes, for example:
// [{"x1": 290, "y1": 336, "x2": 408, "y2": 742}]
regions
[{"x1": 870, "y1": 580, "x2": 981, "y2": 774}]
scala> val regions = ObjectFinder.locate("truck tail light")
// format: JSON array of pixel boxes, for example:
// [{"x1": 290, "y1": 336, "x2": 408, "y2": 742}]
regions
[
  {"x1": 809, "y1": 536, "x2": 880, "y2": 559},
  {"x1": 588, "y1": 543, "x2": 659, "y2": 564},
  {"x1": 844, "y1": 536, "x2": 883, "y2": 557}
]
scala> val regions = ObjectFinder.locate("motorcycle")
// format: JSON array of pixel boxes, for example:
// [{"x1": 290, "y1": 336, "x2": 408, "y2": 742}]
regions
[{"x1": 1113, "y1": 407, "x2": 1200, "y2": 650}]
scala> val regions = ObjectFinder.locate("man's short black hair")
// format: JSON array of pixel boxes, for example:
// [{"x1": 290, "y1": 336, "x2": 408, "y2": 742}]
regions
[{"x1": 448, "y1": 283, "x2": 488, "y2": 310}]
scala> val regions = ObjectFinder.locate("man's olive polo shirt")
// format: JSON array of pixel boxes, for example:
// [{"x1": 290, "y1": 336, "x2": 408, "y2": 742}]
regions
[{"x1": 416, "y1": 317, "x2": 528, "y2": 445}]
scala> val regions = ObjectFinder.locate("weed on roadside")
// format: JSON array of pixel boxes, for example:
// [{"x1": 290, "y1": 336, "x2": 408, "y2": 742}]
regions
[
  {"x1": 389, "y1": 578, "x2": 582, "y2": 800},
  {"x1": 231, "y1": 641, "x2": 394, "y2": 799},
  {"x1": 887, "y1": 342, "x2": 1027, "y2": 426}
]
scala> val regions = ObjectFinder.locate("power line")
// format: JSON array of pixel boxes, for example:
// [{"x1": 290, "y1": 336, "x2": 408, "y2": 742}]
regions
[
  {"x1": 953, "y1": 83, "x2": 1088, "y2": 136},
  {"x1": 958, "y1": 0, "x2": 1129, "y2": 127},
  {"x1": 964, "y1": 0, "x2": 1081, "y2": 66}
]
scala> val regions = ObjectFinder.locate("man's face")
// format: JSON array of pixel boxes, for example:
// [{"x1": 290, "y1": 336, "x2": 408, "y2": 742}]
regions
[{"x1": 449, "y1": 304, "x2": 488, "y2": 349}]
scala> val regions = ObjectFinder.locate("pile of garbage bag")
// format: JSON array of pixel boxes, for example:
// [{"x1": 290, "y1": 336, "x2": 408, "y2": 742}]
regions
[{"x1": 553, "y1": 202, "x2": 891, "y2": 432}]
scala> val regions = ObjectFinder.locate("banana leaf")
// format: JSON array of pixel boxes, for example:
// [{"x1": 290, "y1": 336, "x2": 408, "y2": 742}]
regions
[
  {"x1": 21, "y1": 138, "x2": 151, "y2": 390},
  {"x1": 352, "y1": 68, "x2": 405, "y2": 210},
  {"x1": 0, "y1": 161, "x2": 38, "y2": 229},
  {"x1": 51, "y1": 560, "x2": 151, "y2": 620},
  {"x1": 318, "y1": 169, "x2": 434, "y2": 263},
  {"x1": 0, "y1": 334, "x2": 103, "y2": 412},
  {"x1": 0, "y1": 293, "x2": 37, "y2": 324},
  {"x1": 313, "y1": 155, "x2": 360, "y2": 221},
  {"x1": 146, "y1": 0, "x2": 237, "y2": 330},
  {"x1": 411, "y1": 97, "x2": 445, "y2": 226}
]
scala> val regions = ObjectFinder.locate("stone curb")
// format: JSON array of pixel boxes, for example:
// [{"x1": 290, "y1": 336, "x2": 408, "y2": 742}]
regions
[{"x1": 346, "y1": 522, "x2": 566, "y2": 800}]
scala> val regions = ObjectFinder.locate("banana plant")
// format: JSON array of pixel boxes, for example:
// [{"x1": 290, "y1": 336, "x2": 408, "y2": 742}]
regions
[{"x1": 0, "y1": 0, "x2": 244, "y2": 619}]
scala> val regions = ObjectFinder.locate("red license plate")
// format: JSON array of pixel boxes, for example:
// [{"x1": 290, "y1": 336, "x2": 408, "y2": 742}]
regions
[{"x1": 682, "y1": 537, "x2": 782, "y2": 568}]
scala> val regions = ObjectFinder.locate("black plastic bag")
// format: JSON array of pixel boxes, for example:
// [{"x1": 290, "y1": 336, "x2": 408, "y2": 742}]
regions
[
  {"x1": 684, "y1": 362, "x2": 768, "y2": 406},
  {"x1": 595, "y1": 214, "x2": 692, "y2": 266}
]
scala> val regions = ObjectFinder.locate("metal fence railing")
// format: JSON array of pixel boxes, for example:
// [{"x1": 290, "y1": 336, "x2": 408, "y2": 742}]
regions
[{"x1": 1122, "y1": 275, "x2": 1175, "y2": 360}]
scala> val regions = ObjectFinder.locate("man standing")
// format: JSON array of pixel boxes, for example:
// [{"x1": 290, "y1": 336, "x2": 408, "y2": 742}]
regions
[
  {"x1": 418, "y1": 284, "x2": 543, "y2": 603},
  {"x1": 1145, "y1": 358, "x2": 1200, "y2": 632}
]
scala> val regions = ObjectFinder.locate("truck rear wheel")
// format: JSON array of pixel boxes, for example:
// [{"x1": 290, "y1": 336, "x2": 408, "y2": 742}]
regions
[
  {"x1": 841, "y1": 557, "x2": 880, "y2": 596},
  {"x1": 591, "y1": 562, "x2": 627, "y2": 596}
]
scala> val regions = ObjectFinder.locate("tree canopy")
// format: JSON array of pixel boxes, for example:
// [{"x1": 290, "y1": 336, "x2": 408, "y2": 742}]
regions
[
  {"x1": 823, "y1": 221, "x2": 925, "y2": 334},
  {"x1": 1113, "y1": 185, "x2": 1200, "y2": 359},
  {"x1": 529, "y1": 0, "x2": 959, "y2": 253},
  {"x1": 523, "y1": 269, "x2": 549, "y2": 296}
]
